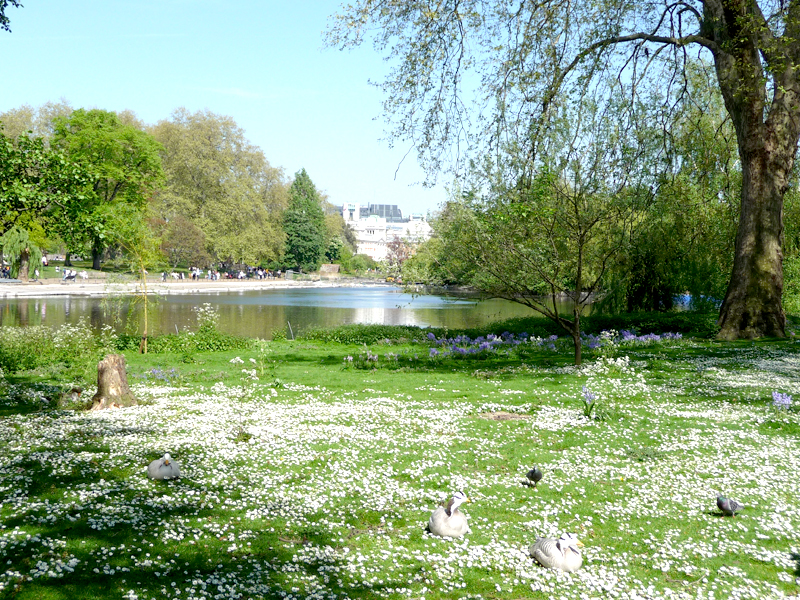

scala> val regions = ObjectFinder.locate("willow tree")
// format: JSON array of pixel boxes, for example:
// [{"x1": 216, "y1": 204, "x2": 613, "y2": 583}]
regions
[
  {"x1": 329, "y1": 0, "x2": 800, "y2": 340},
  {"x1": 0, "y1": 226, "x2": 41, "y2": 281}
]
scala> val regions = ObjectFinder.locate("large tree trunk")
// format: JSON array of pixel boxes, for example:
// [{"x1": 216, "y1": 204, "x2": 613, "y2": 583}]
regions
[
  {"x1": 90, "y1": 354, "x2": 138, "y2": 410},
  {"x1": 717, "y1": 150, "x2": 787, "y2": 339},
  {"x1": 17, "y1": 246, "x2": 30, "y2": 282},
  {"x1": 705, "y1": 1, "x2": 800, "y2": 340}
]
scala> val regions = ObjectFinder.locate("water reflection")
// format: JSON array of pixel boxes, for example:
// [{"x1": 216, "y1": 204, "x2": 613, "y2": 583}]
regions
[{"x1": 0, "y1": 286, "x2": 562, "y2": 338}]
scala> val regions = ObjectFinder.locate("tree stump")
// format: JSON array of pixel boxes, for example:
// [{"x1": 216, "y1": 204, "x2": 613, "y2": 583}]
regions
[{"x1": 90, "y1": 354, "x2": 138, "y2": 410}]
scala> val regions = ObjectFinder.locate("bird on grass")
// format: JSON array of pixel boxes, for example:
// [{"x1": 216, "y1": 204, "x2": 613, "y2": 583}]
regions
[
  {"x1": 525, "y1": 466, "x2": 543, "y2": 488},
  {"x1": 427, "y1": 491, "x2": 470, "y2": 538},
  {"x1": 530, "y1": 533, "x2": 584, "y2": 572},
  {"x1": 717, "y1": 495, "x2": 743, "y2": 517},
  {"x1": 147, "y1": 453, "x2": 181, "y2": 480}
]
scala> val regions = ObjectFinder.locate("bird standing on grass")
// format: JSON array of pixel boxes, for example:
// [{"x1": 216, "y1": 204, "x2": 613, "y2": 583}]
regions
[
  {"x1": 147, "y1": 453, "x2": 181, "y2": 480},
  {"x1": 525, "y1": 466, "x2": 543, "y2": 488},
  {"x1": 717, "y1": 495, "x2": 743, "y2": 516},
  {"x1": 530, "y1": 533, "x2": 584, "y2": 572},
  {"x1": 427, "y1": 491, "x2": 470, "y2": 538}
]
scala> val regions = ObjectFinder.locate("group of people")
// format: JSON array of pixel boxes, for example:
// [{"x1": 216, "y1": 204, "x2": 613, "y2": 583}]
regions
[
  {"x1": 0, "y1": 265, "x2": 11, "y2": 279},
  {"x1": 159, "y1": 266, "x2": 284, "y2": 281},
  {"x1": 57, "y1": 267, "x2": 88, "y2": 281}
]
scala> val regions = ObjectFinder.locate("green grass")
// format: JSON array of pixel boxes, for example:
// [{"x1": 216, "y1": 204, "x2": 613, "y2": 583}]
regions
[{"x1": 1, "y1": 327, "x2": 799, "y2": 599}]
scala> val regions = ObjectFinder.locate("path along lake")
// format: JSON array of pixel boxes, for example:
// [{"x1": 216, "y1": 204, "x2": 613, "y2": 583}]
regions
[{"x1": 0, "y1": 285, "x2": 548, "y2": 339}]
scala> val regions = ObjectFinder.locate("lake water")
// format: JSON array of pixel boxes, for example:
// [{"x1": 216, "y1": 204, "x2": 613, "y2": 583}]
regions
[{"x1": 0, "y1": 286, "x2": 551, "y2": 339}]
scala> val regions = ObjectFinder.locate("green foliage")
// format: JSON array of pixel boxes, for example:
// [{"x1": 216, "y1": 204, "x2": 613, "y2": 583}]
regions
[
  {"x1": 0, "y1": 322, "x2": 98, "y2": 375},
  {"x1": 0, "y1": 225, "x2": 42, "y2": 280},
  {"x1": 348, "y1": 252, "x2": 378, "y2": 274},
  {"x1": 51, "y1": 108, "x2": 165, "y2": 266},
  {"x1": 282, "y1": 168, "x2": 326, "y2": 272},
  {"x1": 114, "y1": 330, "x2": 255, "y2": 354},
  {"x1": 300, "y1": 324, "x2": 427, "y2": 345},
  {"x1": 600, "y1": 64, "x2": 739, "y2": 312},
  {"x1": 150, "y1": 108, "x2": 288, "y2": 266},
  {"x1": 0, "y1": 130, "x2": 90, "y2": 240}
]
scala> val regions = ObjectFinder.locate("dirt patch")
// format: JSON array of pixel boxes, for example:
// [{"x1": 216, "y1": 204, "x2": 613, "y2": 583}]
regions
[{"x1": 479, "y1": 411, "x2": 532, "y2": 421}]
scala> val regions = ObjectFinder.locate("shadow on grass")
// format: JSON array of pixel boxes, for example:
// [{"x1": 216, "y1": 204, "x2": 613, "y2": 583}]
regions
[{"x1": 1, "y1": 444, "x2": 392, "y2": 600}]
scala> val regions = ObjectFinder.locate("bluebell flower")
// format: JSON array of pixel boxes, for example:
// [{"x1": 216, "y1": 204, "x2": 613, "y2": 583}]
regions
[
  {"x1": 582, "y1": 386, "x2": 597, "y2": 403},
  {"x1": 772, "y1": 390, "x2": 792, "y2": 410}
]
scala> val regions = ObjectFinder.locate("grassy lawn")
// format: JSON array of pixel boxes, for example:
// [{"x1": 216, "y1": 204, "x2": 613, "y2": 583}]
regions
[{"x1": 1, "y1": 329, "x2": 799, "y2": 599}]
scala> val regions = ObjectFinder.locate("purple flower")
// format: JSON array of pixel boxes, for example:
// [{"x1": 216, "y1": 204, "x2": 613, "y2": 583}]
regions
[
  {"x1": 582, "y1": 386, "x2": 597, "y2": 403},
  {"x1": 772, "y1": 390, "x2": 792, "y2": 410},
  {"x1": 429, "y1": 348, "x2": 439, "y2": 358},
  {"x1": 427, "y1": 332, "x2": 436, "y2": 341}
]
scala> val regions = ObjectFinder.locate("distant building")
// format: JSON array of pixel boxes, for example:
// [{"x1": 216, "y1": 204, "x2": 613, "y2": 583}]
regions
[{"x1": 342, "y1": 203, "x2": 432, "y2": 262}]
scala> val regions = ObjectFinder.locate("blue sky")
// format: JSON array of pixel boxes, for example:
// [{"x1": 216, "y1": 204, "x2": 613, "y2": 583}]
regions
[{"x1": 0, "y1": 0, "x2": 448, "y2": 216}]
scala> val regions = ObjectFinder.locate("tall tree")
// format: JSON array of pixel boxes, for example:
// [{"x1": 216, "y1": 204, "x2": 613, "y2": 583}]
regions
[
  {"x1": 0, "y1": 100, "x2": 73, "y2": 140},
  {"x1": 150, "y1": 108, "x2": 288, "y2": 266},
  {"x1": 51, "y1": 109, "x2": 164, "y2": 269},
  {"x1": 283, "y1": 169, "x2": 326, "y2": 272},
  {"x1": 329, "y1": 0, "x2": 800, "y2": 340},
  {"x1": 0, "y1": 131, "x2": 89, "y2": 239}
]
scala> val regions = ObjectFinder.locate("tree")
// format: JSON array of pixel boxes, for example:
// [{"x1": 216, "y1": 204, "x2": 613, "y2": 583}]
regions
[
  {"x1": 283, "y1": 169, "x2": 326, "y2": 272},
  {"x1": 106, "y1": 204, "x2": 165, "y2": 353},
  {"x1": 0, "y1": 131, "x2": 90, "y2": 240},
  {"x1": 385, "y1": 235, "x2": 411, "y2": 276},
  {"x1": 51, "y1": 109, "x2": 164, "y2": 269},
  {"x1": 0, "y1": 99, "x2": 73, "y2": 140},
  {"x1": 329, "y1": 0, "x2": 800, "y2": 340},
  {"x1": 433, "y1": 167, "x2": 642, "y2": 366},
  {"x1": 0, "y1": 0, "x2": 21, "y2": 32},
  {"x1": 160, "y1": 214, "x2": 210, "y2": 269},
  {"x1": 150, "y1": 108, "x2": 288, "y2": 266},
  {"x1": 0, "y1": 226, "x2": 41, "y2": 281},
  {"x1": 412, "y1": 80, "x2": 652, "y2": 365},
  {"x1": 601, "y1": 63, "x2": 740, "y2": 313}
]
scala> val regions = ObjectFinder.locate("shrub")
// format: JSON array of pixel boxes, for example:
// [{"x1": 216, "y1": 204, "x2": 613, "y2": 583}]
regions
[{"x1": 0, "y1": 320, "x2": 99, "y2": 375}]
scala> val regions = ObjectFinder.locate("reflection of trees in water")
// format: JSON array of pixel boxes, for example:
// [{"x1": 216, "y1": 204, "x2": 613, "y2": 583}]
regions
[
  {"x1": 0, "y1": 291, "x2": 546, "y2": 337},
  {"x1": 89, "y1": 303, "x2": 105, "y2": 330}
]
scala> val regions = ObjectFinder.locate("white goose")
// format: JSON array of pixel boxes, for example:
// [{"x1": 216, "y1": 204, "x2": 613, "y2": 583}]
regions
[
  {"x1": 529, "y1": 532, "x2": 584, "y2": 572},
  {"x1": 147, "y1": 453, "x2": 181, "y2": 480},
  {"x1": 427, "y1": 491, "x2": 470, "y2": 538}
]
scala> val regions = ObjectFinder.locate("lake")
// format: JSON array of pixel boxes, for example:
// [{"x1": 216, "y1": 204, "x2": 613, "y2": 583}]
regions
[{"x1": 0, "y1": 286, "x2": 551, "y2": 339}]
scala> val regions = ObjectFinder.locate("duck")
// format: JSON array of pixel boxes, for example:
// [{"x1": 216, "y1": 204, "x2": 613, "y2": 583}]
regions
[
  {"x1": 530, "y1": 532, "x2": 584, "y2": 572},
  {"x1": 427, "y1": 491, "x2": 470, "y2": 538},
  {"x1": 147, "y1": 453, "x2": 181, "y2": 480}
]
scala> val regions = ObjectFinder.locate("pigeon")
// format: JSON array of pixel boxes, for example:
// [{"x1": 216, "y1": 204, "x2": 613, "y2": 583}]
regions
[
  {"x1": 525, "y1": 466, "x2": 543, "y2": 487},
  {"x1": 716, "y1": 495, "x2": 743, "y2": 517},
  {"x1": 147, "y1": 453, "x2": 181, "y2": 480},
  {"x1": 427, "y1": 491, "x2": 470, "y2": 538},
  {"x1": 530, "y1": 532, "x2": 584, "y2": 572}
]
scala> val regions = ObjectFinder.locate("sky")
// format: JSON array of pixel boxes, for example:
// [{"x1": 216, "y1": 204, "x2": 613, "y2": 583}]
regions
[{"x1": 0, "y1": 0, "x2": 449, "y2": 216}]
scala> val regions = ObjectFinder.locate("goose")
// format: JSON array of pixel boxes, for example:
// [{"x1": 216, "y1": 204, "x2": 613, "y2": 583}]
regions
[
  {"x1": 525, "y1": 466, "x2": 543, "y2": 487},
  {"x1": 427, "y1": 491, "x2": 470, "y2": 538},
  {"x1": 716, "y1": 495, "x2": 743, "y2": 517},
  {"x1": 530, "y1": 532, "x2": 584, "y2": 572},
  {"x1": 147, "y1": 453, "x2": 181, "y2": 480}
]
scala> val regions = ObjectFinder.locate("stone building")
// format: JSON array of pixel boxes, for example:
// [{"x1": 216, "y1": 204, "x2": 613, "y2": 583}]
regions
[{"x1": 342, "y1": 203, "x2": 432, "y2": 262}]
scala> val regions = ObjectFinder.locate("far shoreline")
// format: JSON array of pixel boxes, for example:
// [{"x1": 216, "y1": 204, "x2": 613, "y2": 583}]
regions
[{"x1": 0, "y1": 277, "x2": 397, "y2": 299}]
